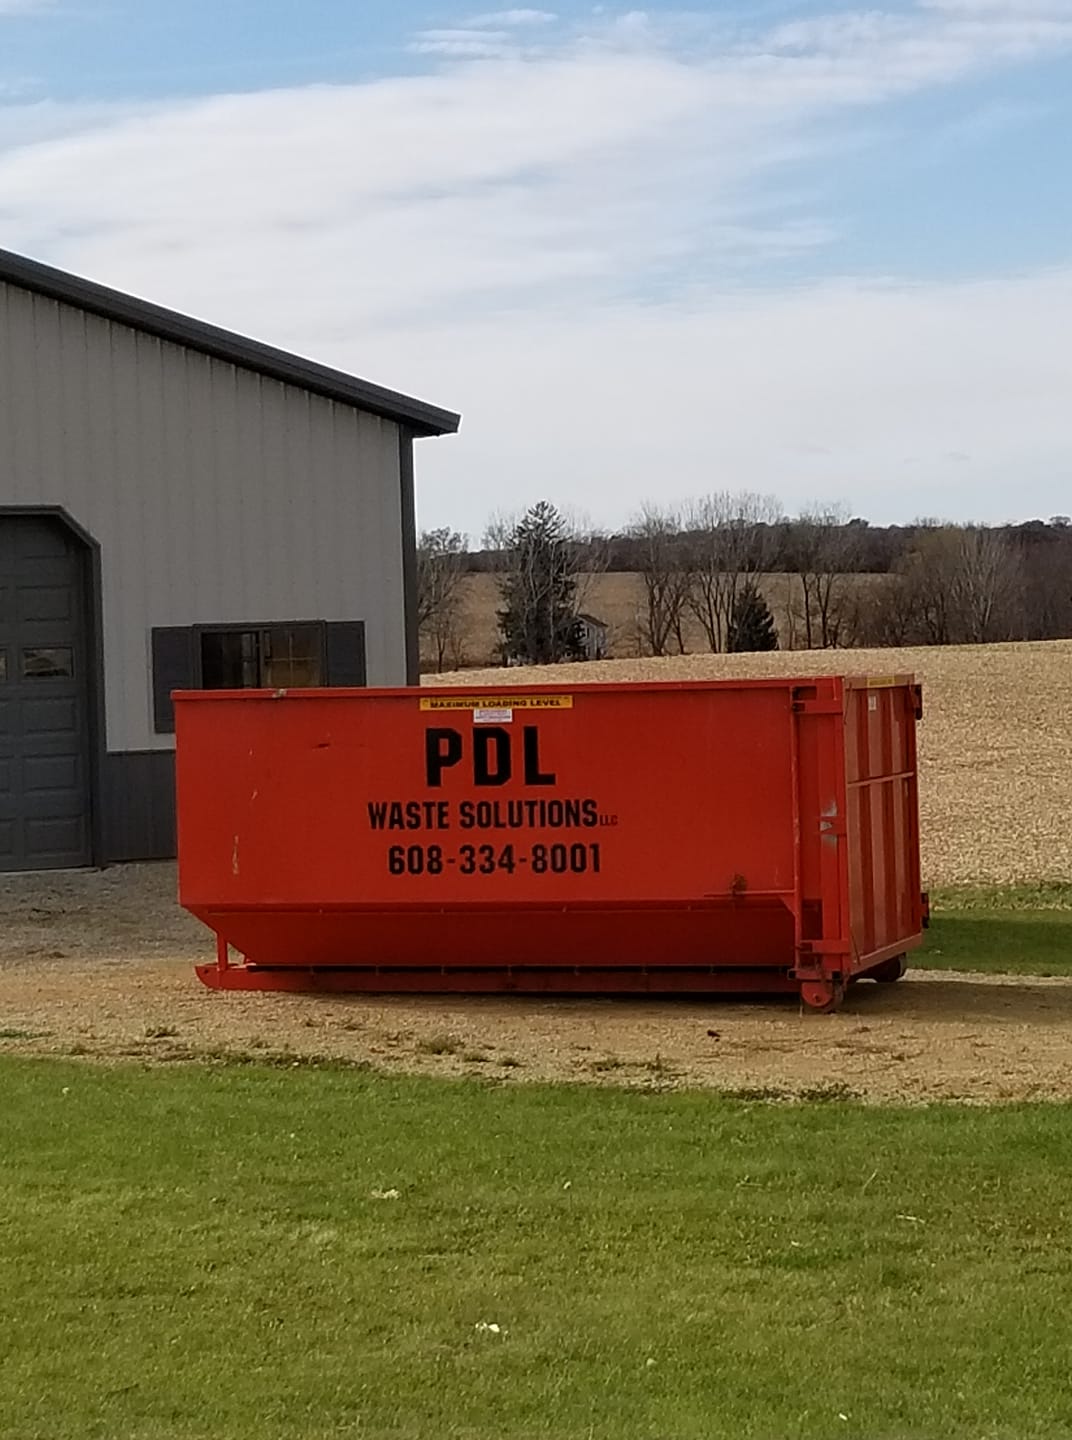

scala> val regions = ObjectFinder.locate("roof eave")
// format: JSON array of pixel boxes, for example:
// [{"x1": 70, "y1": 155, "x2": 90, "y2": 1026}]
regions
[{"x1": 0, "y1": 247, "x2": 461, "y2": 438}]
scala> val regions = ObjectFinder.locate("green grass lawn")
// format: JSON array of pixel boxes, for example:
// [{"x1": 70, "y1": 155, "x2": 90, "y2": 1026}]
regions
[
  {"x1": 4, "y1": 1058, "x2": 1072, "y2": 1440},
  {"x1": 918, "y1": 910, "x2": 1072, "y2": 975},
  {"x1": 916, "y1": 883, "x2": 1072, "y2": 976}
]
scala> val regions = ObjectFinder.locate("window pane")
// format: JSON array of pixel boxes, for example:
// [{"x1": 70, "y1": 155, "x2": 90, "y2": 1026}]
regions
[
  {"x1": 22, "y1": 646, "x2": 74, "y2": 679},
  {"x1": 262, "y1": 625, "x2": 322, "y2": 687},
  {"x1": 201, "y1": 630, "x2": 260, "y2": 688}
]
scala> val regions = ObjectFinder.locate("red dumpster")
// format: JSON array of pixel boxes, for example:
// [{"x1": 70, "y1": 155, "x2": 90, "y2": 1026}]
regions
[{"x1": 175, "y1": 675, "x2": 926, "y2": 1011}]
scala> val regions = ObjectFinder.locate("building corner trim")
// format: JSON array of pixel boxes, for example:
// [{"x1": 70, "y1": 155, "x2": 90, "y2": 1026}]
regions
[{"x1": 399, "y1": 430, "x2": 420, "y2": 686}]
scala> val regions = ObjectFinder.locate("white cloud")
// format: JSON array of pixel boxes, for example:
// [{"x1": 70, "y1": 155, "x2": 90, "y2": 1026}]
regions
[
  {"x1": 467, "y1": 8, "x2": 558, "y2": 24},
  {"x1": 0, "y1": 3, "x2": 1070, "y2": 531},
  {"x1": 922, "y1": 0, "x2": 1072, "y2": 13},
  {"x1": 411, "y1": 11, "x2": 560, "y2": 57},
  {"x1": 410, "y1": 29, "x2": 519, "y2": 59},
  {"x1": 0, "y1": 97, "x2": 141, "y2": 151},
  {"x1": 381, "y1": 269, "x2": 1072, "y2": 534}
]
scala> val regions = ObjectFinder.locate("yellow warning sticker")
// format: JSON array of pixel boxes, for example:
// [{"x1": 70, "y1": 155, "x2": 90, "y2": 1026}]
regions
[
  {"x1": 864, "y1": 676, "x2": 899, "y2": 688},
  {"x1": 420, "y1": 694, "x2": 573, "y2": 711}
]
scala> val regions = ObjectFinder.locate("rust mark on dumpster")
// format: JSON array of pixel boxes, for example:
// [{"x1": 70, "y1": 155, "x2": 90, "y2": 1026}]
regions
[{"x1": 174, "y1": 675, "x2": 926, "y2": 1012}]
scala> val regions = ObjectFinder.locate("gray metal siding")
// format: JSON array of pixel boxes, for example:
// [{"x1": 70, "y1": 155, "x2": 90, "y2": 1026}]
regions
[
  {"x1": 101, "y1": 751, "x2": 176, "y2": 862},
  {"x1": 0, "y1": 281, "x2": 407, "y2": 754},
  {"x1": 0, "y1": 246, "x2": 460, "y2": 437}
]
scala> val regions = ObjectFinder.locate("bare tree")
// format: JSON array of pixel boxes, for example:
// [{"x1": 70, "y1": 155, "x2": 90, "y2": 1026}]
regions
[
  {"x1": 686, "y1": 491, "x2": 782, "y2": 652},
  {"x1": 907, "y1": 526, "x2": 1023, "y2": 644},
  {"x1": 780, "y1": 574, "x2": 802, "y2": 651},
  {"x1": 859, "y1": 525, "x2": 1024, "y2": 647},
  {"x1": 416, "y1": 528, "x2": 467, "y2": 672},
  {"x1": 1022, "y1": 529, "x2": 1072, "y2": 639},
  {"x1": 947, "y1": 526, "x2": 1023, "y2": 643},
  {"x1": 852, "y1": 573, "x2": 924, "y2": 648},
  {"x1": 627, "y1": 503, "x2": 691, "y2": 656},
  {"x1": 565, "y1": 508, "x2": 611, "y2": 623},
  {"x1": 794, "y1": 504, "x2": 858, "y2": 649}
]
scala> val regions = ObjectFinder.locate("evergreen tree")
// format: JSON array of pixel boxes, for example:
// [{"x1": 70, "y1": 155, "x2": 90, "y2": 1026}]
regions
[
  {"x1": 727, "y1": 582, "x2": 779, "y2": 652},
  {"x1": 497, "y1": 501, "x2": 582, "y2": 664}
]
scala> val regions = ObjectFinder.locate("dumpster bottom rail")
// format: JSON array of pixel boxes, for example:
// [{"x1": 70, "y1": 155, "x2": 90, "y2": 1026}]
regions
[{"x1": 196, "y1": 960, "x2": 804, "y2": 998}]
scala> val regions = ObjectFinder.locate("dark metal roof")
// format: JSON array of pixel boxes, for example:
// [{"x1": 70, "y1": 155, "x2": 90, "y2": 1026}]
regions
[{"x1": 0, "y1": 246, "x2": 460, "y2": 438}]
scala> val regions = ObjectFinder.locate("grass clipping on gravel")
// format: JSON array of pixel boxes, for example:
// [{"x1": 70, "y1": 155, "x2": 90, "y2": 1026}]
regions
[
  {"x1": 428, "y1": 640, "x2": 1072, "y2": 890},
  {"x1": 4, "y1": 1057, "x2": 1072, "y2": 1440}
]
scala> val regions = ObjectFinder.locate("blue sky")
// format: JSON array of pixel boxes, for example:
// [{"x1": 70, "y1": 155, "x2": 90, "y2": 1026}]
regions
[{"x1": 1, "y1": 1, "x2": 1071, "y2": 533}]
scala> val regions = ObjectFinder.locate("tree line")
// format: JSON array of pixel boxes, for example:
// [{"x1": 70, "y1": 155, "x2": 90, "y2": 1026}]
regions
[
  {"x1": 417, "y1": 503, "x2": 620, "y2": 670},
  {"x1": 417, "y1": 498, "x2": 1072, "y2": 668}
]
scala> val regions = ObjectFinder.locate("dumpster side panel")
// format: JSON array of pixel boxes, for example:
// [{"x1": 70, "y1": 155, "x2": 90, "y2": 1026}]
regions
[{"x1": 176, "y1": 683, "x2": 801, "y2": 915}]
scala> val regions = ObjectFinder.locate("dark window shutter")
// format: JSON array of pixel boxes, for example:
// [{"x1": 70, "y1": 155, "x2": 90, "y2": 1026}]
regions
[
  {"x1": 325, "y1": 621, "x2": 367, "y2": 687},
  {"x1": 151, "y1": 627, "x2": 196, "y2": 733}
]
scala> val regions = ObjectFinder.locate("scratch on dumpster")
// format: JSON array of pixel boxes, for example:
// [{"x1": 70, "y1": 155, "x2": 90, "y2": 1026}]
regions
[
  {"x1": 820, "y1": 800, "x2": 839, "y2": 838},
  {"x1": 232, "y1": 835, "x2": 240, "y2": 877}
]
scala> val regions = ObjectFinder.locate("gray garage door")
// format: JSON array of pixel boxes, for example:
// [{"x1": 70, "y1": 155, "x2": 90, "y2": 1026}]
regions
[{"x1": 0, "y1": 516, "x2": 92, "y2": 871}]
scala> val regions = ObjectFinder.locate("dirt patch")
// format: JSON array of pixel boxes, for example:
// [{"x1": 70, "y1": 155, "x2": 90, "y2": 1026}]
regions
[{"x1": 3, "y1": 865, "x2": 1071, "y2": 1103}]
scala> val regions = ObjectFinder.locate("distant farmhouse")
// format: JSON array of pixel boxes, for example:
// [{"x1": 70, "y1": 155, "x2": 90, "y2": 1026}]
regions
[{"x1": 574, "y1": 613, "x2": 609, "y2": 661}]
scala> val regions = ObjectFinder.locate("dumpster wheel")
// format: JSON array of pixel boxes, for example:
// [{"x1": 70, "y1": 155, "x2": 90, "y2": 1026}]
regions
[
  {"x1": 799, "y1": 979, "x2": 845, "y2": 1013},
  {"x1": 870, "y1": 955, "x2": 908, "y2": 983}
]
